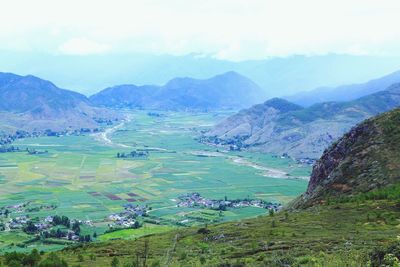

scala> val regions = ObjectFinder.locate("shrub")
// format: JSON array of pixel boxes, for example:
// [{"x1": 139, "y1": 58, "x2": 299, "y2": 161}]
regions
[
  {"x1": 38, "y1": 253, "x2": 68, "y2": 267},
  {"x1": 368, "y1": 242, "x2": 400, "y2": 267},
  {"x1": 111, "y1": 257, "x2": 119, "y2": 267}
]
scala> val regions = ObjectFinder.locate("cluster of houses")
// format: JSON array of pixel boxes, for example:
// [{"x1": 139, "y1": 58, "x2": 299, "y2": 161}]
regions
[
  {"x1": 6, "y1": 215, "x2": 29, "y2": 230},
  {"x1": 0, "y1": 146, "x2": 52, "y2": 155},
  {"x1": 273, "y1": 153, "x2": 316, "y2": 166},
  {"x1": 2, "y1": 214, "x2": 92, "y2": 242},
  {"x1": 0, "y1": 202, "x2": 56, "y2": 216},
  {"x1": 27, "y1": 148, "x2": 49, "y2": 155},
  {"x1": 1, "y1": 200, "x2": 149, "y2": 242},
  {"x1": 147, "y1": 112, "x2": 165, "y2": 117},
  {"x1": 4, "y1": 215, "x2": 49, "y2": 232},
  {"x1": 0, "y1": 145, "x2": 21, "y2": 153},
  {"x1": 6, "y1": 215, "x2": 51, "y2": 231},
  {"x1": 296, "y1": 157, "x2": 316, "y2": 165},
  {"x1": 0, "y1": 202, "x2": 88, "y2": 241},
  {"x1": 0, "y1": 127, "x2": 105, "y2": 147},
  {"x1": 107, "y1": 204, "x2": 147, "y2": 228},
  {"x1": 176, "y1": 192, "x2": 282, "y2": 211},
  {"x1": 116, "y1": 150, "x2": 149, "y2": 159}
]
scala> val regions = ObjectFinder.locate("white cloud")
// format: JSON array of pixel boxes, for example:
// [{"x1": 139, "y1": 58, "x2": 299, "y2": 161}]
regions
[
  {"x1": 0, "y1": 0, "x2": 399, "y2": 60},
  {"x1": 58, "y1": 38, "x2": 110, "y2": 55}
]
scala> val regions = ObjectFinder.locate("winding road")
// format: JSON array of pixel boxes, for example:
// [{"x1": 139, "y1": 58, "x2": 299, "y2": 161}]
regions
[{"x1": 93, "y1": 116, "x2": 133, "y2": 148}]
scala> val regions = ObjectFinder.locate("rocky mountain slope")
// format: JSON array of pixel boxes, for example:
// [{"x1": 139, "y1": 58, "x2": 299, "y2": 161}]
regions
[
  {"x1": 293, "y1": 107, "x2": 400, "y2": 208},
  {"x1": 286, "y1": 69, "x2": 400, "y2": 107},
  {"x1": 0, "y1": 72, "x2": 118, "y2": 133},
  {"x1": 205, "y1": 83, "x2": 400, "y2": 159},
  {"x1": 89, "y1": 71, "x2": 264, "y2": 110}
]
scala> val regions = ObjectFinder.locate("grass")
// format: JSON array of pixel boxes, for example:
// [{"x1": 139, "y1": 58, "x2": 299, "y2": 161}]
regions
[
  {"x1": 34, "y1": 198, "x2": 400, "y2": 266},
  {"x1": 327, "y1": 183, "x2": 400, "y2": 205},
  {"x1": 98, "y1": 224, "x2": 175, "y2": 241}
]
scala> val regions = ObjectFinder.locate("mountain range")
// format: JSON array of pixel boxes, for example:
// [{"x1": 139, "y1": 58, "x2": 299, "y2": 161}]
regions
[
  {"x1": 2, "y1": 52, "x2": 400, "y2": 96},
  {"x1": 2, "y1": 67, "x2": 400, "y2": 160},
  {"x1": 90, "y1": 71, "x2": 264, "y2": 110},
  {"x1": 286, "y1": 69, "x2": 400, "y2": 106},
  {"x1": 205, "y1": 83, "x2": 400, "y2": 159},
  {"x1": 0, "y1": 72, "x2": 118, "y2": 134}
]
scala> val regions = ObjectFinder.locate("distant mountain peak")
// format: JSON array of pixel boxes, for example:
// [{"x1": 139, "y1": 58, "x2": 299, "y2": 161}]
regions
[
  {"x1": 0, "y1": 72, "x2": 119, "y2": 132},
  {"x1": 90, "y1": 71, "x2": 265, "y2": 110},
  {"x1": 286, "y1": 69, "x2": 400, "y2": 106},
  {"x1": 262, "y1": 98, "x2": 303, "y2": 112},
  {"x1": 215, "y1": 71, "x2": 242, "y2": 78}
]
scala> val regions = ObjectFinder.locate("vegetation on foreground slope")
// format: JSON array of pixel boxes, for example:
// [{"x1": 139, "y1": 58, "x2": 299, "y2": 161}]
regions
[{"x1": 2, "y1": 196, "x2": 399, "y2": 266}]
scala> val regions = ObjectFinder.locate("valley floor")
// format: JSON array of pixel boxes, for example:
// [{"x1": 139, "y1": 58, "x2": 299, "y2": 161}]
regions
[{"x1": 0, "y1": 110, "x2": 310, "y2": 253}]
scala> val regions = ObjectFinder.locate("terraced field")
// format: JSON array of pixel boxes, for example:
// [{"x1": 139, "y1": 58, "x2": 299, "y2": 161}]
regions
[{"x1": 0, "y1": 111, "x2": 310, "y2": 252}]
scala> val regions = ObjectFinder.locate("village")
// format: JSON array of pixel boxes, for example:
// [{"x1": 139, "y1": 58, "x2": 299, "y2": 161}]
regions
[
  {"x1": 107, "y1": 204, "x2": 148, "y2": 229},
  {"x1": 0, "y1": 201, "x2": 149, "y2": 243},
  {"x1": 116, "y1": 150, "x2": 149, "y2": 159},
  {"x1": 0, "y1": 202, "x2": 89, "y2": 242},
  {"x1": 176, "y1": 192, "x2": 282, "y2": 211}
]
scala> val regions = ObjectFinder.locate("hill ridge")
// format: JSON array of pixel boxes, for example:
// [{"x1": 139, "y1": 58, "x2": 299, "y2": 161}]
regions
[{"x1": 205, "y1": 83, "x2": 400, "y2": 159}]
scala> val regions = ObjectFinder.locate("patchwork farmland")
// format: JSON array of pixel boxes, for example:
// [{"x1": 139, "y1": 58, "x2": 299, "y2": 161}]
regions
[{"x1": 0, "y1": 111, "x2": 310, "y2": 252}]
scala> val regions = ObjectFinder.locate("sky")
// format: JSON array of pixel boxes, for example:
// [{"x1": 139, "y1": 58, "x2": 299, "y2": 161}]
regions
[{"x1": 1, "y1": 0, "x2": 400, "y2": 61}]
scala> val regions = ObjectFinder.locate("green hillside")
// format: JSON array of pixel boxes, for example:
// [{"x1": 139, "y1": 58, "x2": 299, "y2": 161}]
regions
[{"x1": 6, "y1": 196, "x2": 397, "y2": 266}]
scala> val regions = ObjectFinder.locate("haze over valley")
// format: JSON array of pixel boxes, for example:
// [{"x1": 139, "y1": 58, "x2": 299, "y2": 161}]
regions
[{"x1": 0, "y1": 1, "x2": 400, "y2": 266}]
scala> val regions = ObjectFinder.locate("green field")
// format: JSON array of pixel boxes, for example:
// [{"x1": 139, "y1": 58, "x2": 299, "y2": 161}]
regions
[{"x1": 0, "y1": 110, "x2": 310, "y2": 252}]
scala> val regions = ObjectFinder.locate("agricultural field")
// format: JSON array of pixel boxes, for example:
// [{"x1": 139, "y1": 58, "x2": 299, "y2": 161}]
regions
[{"x1": 0, "y1": 110, "x2": 310, "y2": 252}]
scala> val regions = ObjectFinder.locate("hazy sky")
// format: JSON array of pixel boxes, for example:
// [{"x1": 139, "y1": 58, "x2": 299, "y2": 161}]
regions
[{"x1": 1, "y1": 0, "x2": 399, "y2": 61}]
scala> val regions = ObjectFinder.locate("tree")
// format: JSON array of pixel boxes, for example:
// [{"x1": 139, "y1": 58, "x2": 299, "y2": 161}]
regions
[
  {"x1": 61, "y1": 216, "x2": 70, "y2": 228},
  {"x1": 77, "y1": 254, "x2": 84, "y2": 262},
  {"x1": 132, "y1": 221, "x2": 140, "y2": 229},
  {"x1": 217, "y1": 204, "x2": 227, "y2": 211},
  {"x1": 142, "y1": 239, "x2": 149, "y2": 267},
  {"x1": 111, "y1": 257, "x2": 119, "y2": 267},
  {"x1": 23, "y1": 249, "x2": 41, "y2": 266},
  {"x1": 52, "y1": 215, "x2": 61, "y2": 225},
  {"x1": 84, "y1": 235, "x2": 91, "y2": 242},
  {"x1": 72, "y1": 221, "x2": 81, "y2": 235},
  {"x1": 4, "y1": 252, "x2": 26, "y2": 267},
  {"x1": 56, "y1": 228, "x2": 64, "y2": 238},
  {"x1": 269, "y1": 209, "x2": 275, "y2": 217},
  {"x1": 38, "y1": 252, "x2": 68, "y2": 267},
  {"x1": 24, "y1": 221, "x2": 38, "y2": 234},
  {"x1": 93, "y1": 232, "x2": 97, "y2": 238}
]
